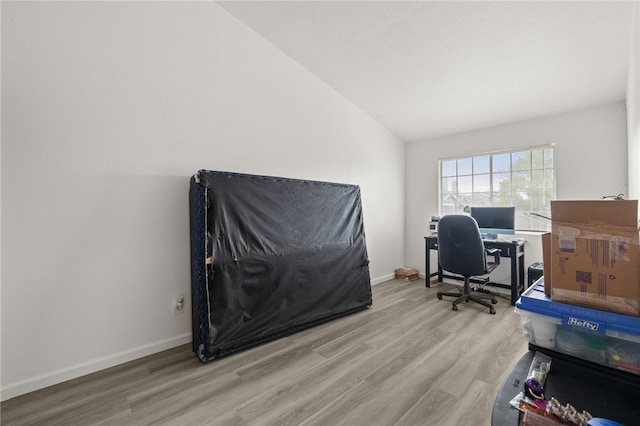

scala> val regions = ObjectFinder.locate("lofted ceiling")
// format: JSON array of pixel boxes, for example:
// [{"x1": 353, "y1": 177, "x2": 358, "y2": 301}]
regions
[{"x1": 217, "y1": 1, "x2": 634, "y2": 143}]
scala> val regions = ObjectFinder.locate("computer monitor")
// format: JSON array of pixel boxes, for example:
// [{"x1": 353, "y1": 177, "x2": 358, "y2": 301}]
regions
[{"x1": 469, "y1": 206, "x2": 515, "y2": 239}]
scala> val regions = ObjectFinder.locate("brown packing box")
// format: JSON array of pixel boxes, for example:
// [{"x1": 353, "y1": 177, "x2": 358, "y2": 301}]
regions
[
  {"x1": 541, "y1": 232, "x2": 551, "y2": 295},
  {"x1": 550, "y1": 200, "x2": 640, "y2": 316},
  {"x1": 395, "y1": 267, "x2": 419, "y2": 281}
]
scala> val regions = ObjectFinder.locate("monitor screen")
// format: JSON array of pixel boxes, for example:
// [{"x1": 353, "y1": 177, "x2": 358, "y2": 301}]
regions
[{"x1": 469, "y1": 206, "x2": 515, "y2": 238}]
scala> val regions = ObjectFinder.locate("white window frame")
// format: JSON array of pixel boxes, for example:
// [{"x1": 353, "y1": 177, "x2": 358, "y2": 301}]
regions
[{"x1": 438, "y1": 144, "x2": 556, "y2": 232}]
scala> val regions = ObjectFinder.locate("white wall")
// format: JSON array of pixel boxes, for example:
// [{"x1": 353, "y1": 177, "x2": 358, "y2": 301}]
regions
[
  {"x1": 0, "y1": 2, "x2": 405, "y2": 400},
  {"x1": 405, "y1": 103, "x2": 629, "y2": 277},
  {"x1": 628, "y1": 2, "x2": 640, "y2": 200}
]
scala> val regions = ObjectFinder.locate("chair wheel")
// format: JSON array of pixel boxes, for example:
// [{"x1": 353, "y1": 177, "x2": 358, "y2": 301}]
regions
[
  {"x1": 437, "y1": 294, "x2": 443, "y2": 300},
  {"x1": 452, "y1": 305, "x2": 458, "y2": 311},
  {"x1": 491, "y1": 299, "x2": 497, "y2": 304},
  {"x1": 490, "y1": 308, "x2": 496, "y2": 315}
]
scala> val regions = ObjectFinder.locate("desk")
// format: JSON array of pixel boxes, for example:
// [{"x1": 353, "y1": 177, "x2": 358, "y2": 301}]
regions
[
  {"x1": 492, "y1": 347, "x2": 640, "y2": 425},
  {"x1": 424, "y1": 236, "x2": 526, "y2": 305}
]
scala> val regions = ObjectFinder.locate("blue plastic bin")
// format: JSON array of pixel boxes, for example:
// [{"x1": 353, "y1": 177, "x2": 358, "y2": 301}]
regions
[{"x1": 516, "y1": 279, "x2": 640, "y2": 375}]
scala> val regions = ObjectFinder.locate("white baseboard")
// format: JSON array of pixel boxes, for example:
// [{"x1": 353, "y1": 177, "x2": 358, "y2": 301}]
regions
[
  {"x1": 371, "y1": 273, "x2": 395, "y2": 285},
  {"x1": 1, "y1": 332, "x2": 192, "y2": 402}
]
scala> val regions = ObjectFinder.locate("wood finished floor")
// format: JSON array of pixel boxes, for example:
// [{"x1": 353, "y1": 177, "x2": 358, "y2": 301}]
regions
[{"x1": 1, "y1": 279, "x2": 528, "y2": 426}]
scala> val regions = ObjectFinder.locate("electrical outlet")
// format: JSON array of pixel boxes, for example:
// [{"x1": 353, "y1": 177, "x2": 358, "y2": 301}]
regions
[{"x1": 173, "y1": 295, "x2": 185, "y2": 315}]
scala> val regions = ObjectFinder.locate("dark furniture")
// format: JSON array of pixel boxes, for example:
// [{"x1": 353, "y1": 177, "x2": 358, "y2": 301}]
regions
[
  {"x1": 424, "y1": 235, "x2": 526, "y2": 305},
  {"x1": 435, "y1": 214, "x2": 501, "y2": 314},
  {"x1": 527, "y1": 262, "x2": 544, "y2": 287},
  {"x1": 492, "y1": 346, "x2": 640, "y2": 426},
  {"x1": 189, "y1": 170, "x2": 372, "y2": 362}
]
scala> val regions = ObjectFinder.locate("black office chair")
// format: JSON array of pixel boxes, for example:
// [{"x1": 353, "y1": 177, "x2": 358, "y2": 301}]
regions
[{"x1": 436, "y1": 214, "x2": 501, "y2": 314}]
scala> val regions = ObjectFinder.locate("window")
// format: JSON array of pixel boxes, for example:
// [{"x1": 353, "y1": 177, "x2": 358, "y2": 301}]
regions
[{"x1": 439, "y1": 145, "x2": 555, "y2": 232}]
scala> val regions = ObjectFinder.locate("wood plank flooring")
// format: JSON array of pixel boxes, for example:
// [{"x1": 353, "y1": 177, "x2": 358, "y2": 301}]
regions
[{"x1": 1, "y1": 279, "x2": 529, "y2": 426}]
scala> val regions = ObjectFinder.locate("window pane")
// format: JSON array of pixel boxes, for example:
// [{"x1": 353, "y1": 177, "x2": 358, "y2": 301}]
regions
[
  {"x1": 530, "y1": 169, "x2": 545, "y2": 204},
  {"x1": 458, "y1": 157, "x2": 473, "y2": 175},
  {"x1": 493, "y1": 153, "x2": 511, "y2": 172},
  {"x1": 457, "y1": 175, "x2": 473, "y2": 193},
  {"x1": 493, "y1": 191, "x2": 513, "y2": 206},
  {"x1": 473, "y1": 173, "x2": 490, "y2": 192},
  {"x1": 545, "y1": 169, "x2": 556, "y2": 199},
  {"x1": 531, "y1": 149, "x2": 544, "y2": 170},
  {"x1": 457, "y1": 193, "x2": 473, "y2": 210},
  {"x1": 442, "y1": 192, "x2": 458, "y2": 206},
  {"x1": 473, "y1": 192, "x2": 491, "y2": 206},
  {"x1": 441, "y1": 159, "x2": 457, "y2": 177},
  {"x1": 441, "y1": 204, "x2": 458, "y2": 215},
  {"x1": 493, "y1": 172, "x2": 511, "y2": 195},
  {"x1": 442, "y1": 176, "x2": 458, "y2": 194},
  {"x1": 441, "y1": 195, "x2": 458, "y2": 215},
  {"x1": 512, "y1": 151, "x2": 530, "y2": 171},
  {"x1": 544, "y1": 148, "x2": 554, "y2": 169},
  {"x1": 512, "y1": 171, "x2": 531, "y2": 203},
  {"x1": 473, "y1": 155, "x2": 490, "y2": 174}
]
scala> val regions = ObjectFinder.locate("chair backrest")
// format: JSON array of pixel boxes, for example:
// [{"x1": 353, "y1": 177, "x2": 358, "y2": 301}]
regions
[{"x1": 437, "y1": 214, "x2": 488, "y2": 277}]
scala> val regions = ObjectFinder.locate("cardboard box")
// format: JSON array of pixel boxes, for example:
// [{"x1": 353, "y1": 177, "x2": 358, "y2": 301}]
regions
[
  {"x1": 550, "y1": 200, "x2": 640, "y2": 316},
  {"x1": 541, "y1": 232, "x2": 551, "y2": 295},
  {"x1": 395, "y1": 267, "x2": 419, "y2": 281}
]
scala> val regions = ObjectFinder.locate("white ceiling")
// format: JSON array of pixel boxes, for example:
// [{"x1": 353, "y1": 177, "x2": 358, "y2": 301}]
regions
[{"x1": 217, "y1": 1, "x2": 634, "y2": 142}]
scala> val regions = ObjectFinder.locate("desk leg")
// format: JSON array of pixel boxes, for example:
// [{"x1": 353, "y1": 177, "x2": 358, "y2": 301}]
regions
[
  {"x1": 510, "y1": 251, "x2": 518, "y2": 305},
  {"x1": 425, "y1": 239, "x2": 430, "y2": 288},
  {"x1": 519, "y1": 250, "x2": 525, "y2": 291}
]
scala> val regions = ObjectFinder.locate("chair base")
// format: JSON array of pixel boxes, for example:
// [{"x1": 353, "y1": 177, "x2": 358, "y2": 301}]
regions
[{"x1": 437, "y1": 279, "x2": 497, "y2": 314}]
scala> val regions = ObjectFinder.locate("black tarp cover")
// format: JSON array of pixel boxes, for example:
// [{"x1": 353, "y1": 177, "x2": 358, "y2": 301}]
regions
[{"x1": 189, "y1": 170, "x2": 372, "y2": 361}]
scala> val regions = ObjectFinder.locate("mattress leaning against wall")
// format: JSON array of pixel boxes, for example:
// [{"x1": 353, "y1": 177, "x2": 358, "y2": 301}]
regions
[{"x1": 189, "y1": 170, "x2": 373, "y2": 361}]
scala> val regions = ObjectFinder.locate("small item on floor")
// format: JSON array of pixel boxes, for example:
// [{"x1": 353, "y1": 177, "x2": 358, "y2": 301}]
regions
[
  {"x1": 394, "y1": 267, "x2": 419, "y2": 281},
  {"x1": 525, "y1": 352, "x2": 552, "y2": 401}
]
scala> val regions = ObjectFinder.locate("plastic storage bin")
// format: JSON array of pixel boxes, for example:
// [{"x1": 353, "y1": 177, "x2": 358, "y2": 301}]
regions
[{"x1": 516, "y1": 281, "x2": 640, "y2": 375}]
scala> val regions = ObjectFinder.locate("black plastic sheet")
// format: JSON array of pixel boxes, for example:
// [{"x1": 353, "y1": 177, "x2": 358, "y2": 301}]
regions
[{"x1": 189, "y1": 170, "x2": 372, "y2": 361}]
